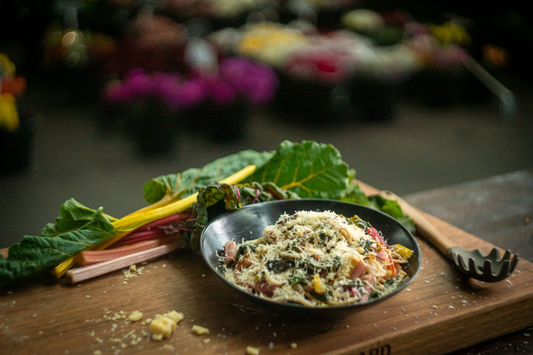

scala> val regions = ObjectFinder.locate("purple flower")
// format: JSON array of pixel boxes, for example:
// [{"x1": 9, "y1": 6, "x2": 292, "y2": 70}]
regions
[
  {"x1": 219, "y1": 57, "x2": 279, "y2": 104},
  {"x1": 125, "y1": 67, "x2": 148, "y2": 80},
  {"x1": 203, "y1": 77, "x2": 237, "y2": 106},
  {"x1": 104, "y1": 68, "x2": 155, "y2": 103},
  {"x1": 126, "y1": 71, "x2": 155, "y2": 98},
  {"x1": 151, "y1": 72, "x2": 183, "y2": 109},
  {"x1": 162, "y1": 78, "x2": 208, "y2": 110},
  {"x1": 102, "y1": 59, "x2": 279, "y2": 111},
  {"x1": 179, "y1": 79, "x2": 208, "y2": 108}
]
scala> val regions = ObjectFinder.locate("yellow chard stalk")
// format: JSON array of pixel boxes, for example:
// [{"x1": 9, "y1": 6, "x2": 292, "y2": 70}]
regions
[{"x1": 52, "y1": 165, "x2": 257, "y2": 278}]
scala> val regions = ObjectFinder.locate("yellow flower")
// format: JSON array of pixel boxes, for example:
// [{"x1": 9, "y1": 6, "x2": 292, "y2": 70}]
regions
[
  {"x1": 0, "y1": 53, "x2": 16, "y2": 76},
  {"x1": 237, "y1": 23, "x2": 307, "y2": 67},
  {"x1": 429, "y1": 22, "x2": 471, "y2": 47},
  {"x1": 0, "y1": 93, "x2": 19, "y2": 132}
]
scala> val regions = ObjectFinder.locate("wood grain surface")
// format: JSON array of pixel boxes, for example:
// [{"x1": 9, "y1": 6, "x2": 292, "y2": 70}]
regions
[
  {"x1": 404, "y1": 169, "x2": 533, "y2": 355},
  {"x1": 405, "y1": 169, "x2": 533, "y2": 263},
  {"x1": 1, "y1": 178, "x2": 533, "y2": 355}
]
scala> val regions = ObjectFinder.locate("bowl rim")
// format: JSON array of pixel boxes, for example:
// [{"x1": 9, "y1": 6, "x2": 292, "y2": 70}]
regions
[{"x1": 200, "y1": 198, "x2": 422, "y2": 312}]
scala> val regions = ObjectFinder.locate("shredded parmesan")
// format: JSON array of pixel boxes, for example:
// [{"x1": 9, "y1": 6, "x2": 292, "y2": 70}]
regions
[{"x1": 222, "y1": 210, "x2": 412, "y2": 307}]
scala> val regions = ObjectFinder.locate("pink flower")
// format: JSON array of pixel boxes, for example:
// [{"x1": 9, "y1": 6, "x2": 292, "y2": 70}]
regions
[
  {"x1": 431, "y1": 45, "x2": 467, "y2": 68},
  {"x1": 162, "y1": 78, "x2": 207, "y2": 109},
  {"x1": 219, "y1": 57, "x2": 279, "y2": 104},
  {"x1": 203, "y1": 77, "x2": 236, "y2": 106},
  {"x1": 179, "y1": 79, "x2": 208, "y2": 107},
  {"x1": 102, "y1": 58, "x2": 279, "y2": 111},
  {"x1": 285, "y1": 52, "x2": 349, "y2": 84}
]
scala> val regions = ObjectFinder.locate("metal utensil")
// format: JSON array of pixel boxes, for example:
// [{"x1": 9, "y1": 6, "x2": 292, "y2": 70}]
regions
[{"x1": 377, "y1": 190, "x2": 519, "y2": 282}]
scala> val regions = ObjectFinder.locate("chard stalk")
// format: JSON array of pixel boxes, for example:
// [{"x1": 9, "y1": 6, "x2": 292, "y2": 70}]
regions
[{"x1": 52, "y1": 165, "x2": 257, "y2": 278}]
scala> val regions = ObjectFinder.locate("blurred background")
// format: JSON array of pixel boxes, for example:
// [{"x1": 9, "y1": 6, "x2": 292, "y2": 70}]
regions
[{"x1": 1, "y1": 0, "x2": 532, "y2": 248}]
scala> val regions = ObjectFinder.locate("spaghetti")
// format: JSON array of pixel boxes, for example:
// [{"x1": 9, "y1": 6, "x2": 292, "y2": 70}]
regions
[{"x1": 221, "y1": 210, "x2": 413, "y2": 307}]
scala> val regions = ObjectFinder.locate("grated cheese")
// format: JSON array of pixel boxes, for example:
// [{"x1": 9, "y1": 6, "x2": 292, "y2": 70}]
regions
[{"x1": 222, "y1": 210, "x2": 412, "y2": 307}]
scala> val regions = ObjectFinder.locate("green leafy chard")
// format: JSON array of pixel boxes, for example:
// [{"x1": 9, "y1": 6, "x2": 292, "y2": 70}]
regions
[
  {"x1": 179, "y1": 182, "x2": 299, "y2": 250},
  {"x1": 366, "y1": 195, "x2": 415, "y2": 233},
  {"x1": 0, "y1": 140, "x2": 416, "y2": 287},
  {"x1": 245, "y1": 140, "x2": 350, "y2": 199},
  {"x1": 40, "y1": 199, "x2": 117, "y2": 238},
  {"x1": 155, "y1": 140, "x2": 414, "y2": 250},
  {"x1": 0, "y1": 200, "x2": 123, "y2": 287},
  {"x1": 342, "y1": 179, "x2": 415, "y2": 234},
  {"x1": 143, "y1": 149, "x2": 273, "y2": 204}
]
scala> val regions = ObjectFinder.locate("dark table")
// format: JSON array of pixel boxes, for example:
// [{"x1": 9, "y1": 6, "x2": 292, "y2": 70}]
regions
[{"x1": 404, "y1": 169, "x2": 533, "y2": 354}]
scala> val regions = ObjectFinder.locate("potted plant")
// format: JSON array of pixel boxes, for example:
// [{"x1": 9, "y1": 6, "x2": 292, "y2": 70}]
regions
[
  {"x1": 404, "y1": 21, "x2": 471, "y2": 107},
  {"x1": 102, "y1": 68, "x2": 194, "y2": 154},
  {"x1": 184, "y1": 56, "x2": 279, "y2": 142}
]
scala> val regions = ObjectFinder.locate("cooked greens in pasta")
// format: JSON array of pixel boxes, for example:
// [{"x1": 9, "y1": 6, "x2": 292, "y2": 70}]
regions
[{"x1": 221, "y1": 210, "x2": 413, "y2": 307}]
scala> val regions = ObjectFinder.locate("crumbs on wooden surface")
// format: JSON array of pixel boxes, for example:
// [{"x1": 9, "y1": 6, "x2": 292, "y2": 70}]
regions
[
  {"x1": 192, "y1": 325, "x2": 210, "y2": 335},
  {"x1": 246, "y1": 346, "x2": 260, "y2": 355},
  {"x1": 162, "y1": 311, "x2": 184, "y2": 323},
  {"x1": 122, "y1": 264, "x2": 146, "y2": 282},
  {"x1": 89, "y1": 308, "x2": 185, "y2": 355},
  {"x1": 128, "y1": 311, "x2": 143, "y2": 322},
  {"x1": 150, "y1": 311, "x2": 184, "y2": 341}
]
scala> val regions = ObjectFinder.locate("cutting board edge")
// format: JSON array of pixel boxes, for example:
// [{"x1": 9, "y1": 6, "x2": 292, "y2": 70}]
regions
[{"x1": 320, "y1": 287, "x2": 533, "y2": 355}]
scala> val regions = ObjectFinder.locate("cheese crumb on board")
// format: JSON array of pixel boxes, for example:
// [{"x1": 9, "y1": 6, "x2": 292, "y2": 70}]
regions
[
  {"x1": 128, "y1": 311, "x2": 143, "y2": 322},
  {"x1": 151, "y1": 317, "x2": 177, "y2": 340},
  {"x1": 152, "y1": 333, "x2": 163, "y2": 341},
  {"x1": 192, "y1": 325, "x2": 210, "y2": 335},
  {"x1": 246, "y1": 346, "x2": 260, "y2": 355},
  {"x1": 149, "y1": 310, "x2": 183, "y2": 340},
  {"x1": 163, "y1": 311, "x2": 184, "y2": 323}
]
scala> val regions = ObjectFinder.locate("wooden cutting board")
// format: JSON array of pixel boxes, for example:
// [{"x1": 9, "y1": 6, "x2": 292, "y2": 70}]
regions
[{"x1": 1, "y1": 212, "x2": 533, "y2": 355}]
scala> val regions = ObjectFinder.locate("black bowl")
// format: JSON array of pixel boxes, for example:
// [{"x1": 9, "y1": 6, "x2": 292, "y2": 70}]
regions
[{"x1": 200, "y1": 199, "x2": 421, "y2": 317}]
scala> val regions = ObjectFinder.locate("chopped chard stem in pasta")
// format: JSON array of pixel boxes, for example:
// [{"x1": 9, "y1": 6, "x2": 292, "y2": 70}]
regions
[{"x1": 221, "y1": 210, "x2": 413, "y2": 307}]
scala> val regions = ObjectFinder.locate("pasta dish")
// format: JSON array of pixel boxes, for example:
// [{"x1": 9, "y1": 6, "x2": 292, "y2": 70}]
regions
[{"x1": 221, "y1": 210, "x2": 413, "y2": 307}]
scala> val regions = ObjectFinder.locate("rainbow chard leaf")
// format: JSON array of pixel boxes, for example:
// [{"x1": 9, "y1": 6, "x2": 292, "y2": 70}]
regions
[
  {"x1": 40, "y1": 198, "x2": 117, "y2": 238},
  {"x1": 245, "y1": 140, "x2": 350, "y2": 199},
  {"x1": 366, "y1": 195, "x2": 416, "y2": 234},
  {"x1": 182, "y1": 183, "x2": 243, "y2": 250},
  {"x1": 143, "y1": 149, "x2": 274, "y2": 204},
  {"x1": 181, "y1": 182, "x2": 300, "y2": 250},
  {"x1": 0, "y1": 200, "x2": 122, "y2": 287},
  {"x1": 0, "y1": 140, "x2": 417, "y2": 287}
]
